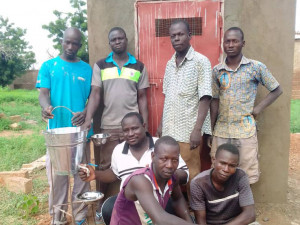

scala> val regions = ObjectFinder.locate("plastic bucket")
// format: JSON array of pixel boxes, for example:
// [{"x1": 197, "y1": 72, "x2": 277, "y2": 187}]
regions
[{"x1": 43, "y1": 127, "x2": 87, "y2": 175}]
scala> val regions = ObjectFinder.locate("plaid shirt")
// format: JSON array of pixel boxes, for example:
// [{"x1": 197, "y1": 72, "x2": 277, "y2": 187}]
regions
[
  {"x1": 212, "y1": 56, "x2": 280, "y2": 138},
  {"x1": 162, "y1": 47, "x2": 212, "y2": 143}
]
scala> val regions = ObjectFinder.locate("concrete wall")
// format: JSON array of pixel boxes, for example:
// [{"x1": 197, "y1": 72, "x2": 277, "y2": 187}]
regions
[
  {"x1": 87, "y1": 0, "x2": 136, "y2": 66},
  {"x1": 224, "y1": 0, "x2": 295, "y2": 203},
  {"x1": 87, "y1": 0, "x2": 296, "y2": 203}
]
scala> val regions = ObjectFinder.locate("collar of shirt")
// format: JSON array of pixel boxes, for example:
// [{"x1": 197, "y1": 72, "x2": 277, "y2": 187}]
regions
[
  {"x1": 122, "y1": 132, "x2": 155, "y2": 154},
  {"x1": 105, "y1": 52, "x2": 137, "y2": 74},
  {"x1": 150, "y1": 164, "x2": 173, "y2": 197},
  {"x1": 216, "y1": 55, "x2": 251, "y2": 72},
  {"x1": 170, "y1": 46, "x2": 195, "y2": 68}
]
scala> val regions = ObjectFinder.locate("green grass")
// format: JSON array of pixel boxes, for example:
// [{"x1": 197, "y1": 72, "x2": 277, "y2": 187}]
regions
[
  {"x1": 0, "y1": 88, "x2": 48, "y2": 224},
  {"x1": 0, "y1": 134, "x2": 45, "y2": 171},
  {"x1": 0, "y1": 87, "x2": 46, "y2": 171},
  {"x1": 291, "y1": 99, "x2": 300, "y2": 133},
  {"x1": 0, "y1": 170, "x2": 49, "y2": 225}
]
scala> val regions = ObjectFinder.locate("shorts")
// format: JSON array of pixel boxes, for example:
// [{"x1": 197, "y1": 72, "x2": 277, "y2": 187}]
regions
[{"x1": 211, "y1": 133, "x2": 260, "y2": 184}]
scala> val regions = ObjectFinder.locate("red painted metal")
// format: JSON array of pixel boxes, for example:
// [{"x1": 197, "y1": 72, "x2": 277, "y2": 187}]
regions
[{"x1": 136, "y1": 0, "x2": 222, "y2": 135}]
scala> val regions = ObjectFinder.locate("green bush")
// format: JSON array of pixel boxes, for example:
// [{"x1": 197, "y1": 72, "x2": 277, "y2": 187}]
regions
[{"x1": 16, "y1": 195, "x2": 40, "y2": 219}]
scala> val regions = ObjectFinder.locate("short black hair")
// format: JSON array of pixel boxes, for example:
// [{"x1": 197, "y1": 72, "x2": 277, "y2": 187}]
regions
[
  {"x1": 108, "y1": 27, "x2": 127, "y2": 39},
  {"x1": 170, "y1": 19, "x2": 190, "y2": 33},
  {"x1": 226, "y1": 27, "x2": 244, "y2": 41},
  {"x1": 215, "y1": 143, "x2": 240, "y2": 161},
  {"x1": 154, "y1": 136, "x2": 179, "y2": 154},
  {"x1": 121, "y1": 112, "x2": 144, "y2": 126}
]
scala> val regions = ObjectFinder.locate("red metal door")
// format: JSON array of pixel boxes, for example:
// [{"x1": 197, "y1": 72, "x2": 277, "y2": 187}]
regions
[{"x1": 136, "y1": 0, "x2": 222, "y2": 135}]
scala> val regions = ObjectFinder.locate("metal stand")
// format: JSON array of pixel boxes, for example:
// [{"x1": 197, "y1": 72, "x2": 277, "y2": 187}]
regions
[{"x1": 49, "y1": 142, "x2": 102, "y2": 225}]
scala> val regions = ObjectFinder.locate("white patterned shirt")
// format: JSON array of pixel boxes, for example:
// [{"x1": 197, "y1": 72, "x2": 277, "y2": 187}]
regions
[{"x1": 162, "y1": 47, "x2": 212, "y2": 143}]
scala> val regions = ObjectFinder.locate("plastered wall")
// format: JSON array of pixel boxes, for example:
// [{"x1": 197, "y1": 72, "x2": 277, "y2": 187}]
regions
[{"x1": 87, "y1": 0, "x2": 296, "y2": 202}]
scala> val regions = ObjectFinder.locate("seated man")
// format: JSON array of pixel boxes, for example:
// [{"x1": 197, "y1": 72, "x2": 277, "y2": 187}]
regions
[
  {"x1": 79, "y1": 112, "x2": 189, "y2": 223},
  {"x1": 110, "y1": 136, "x2": 194, "y2": 225},
  {"x1": 190, "y1": 143, "x2": 256, "y2": 225}
]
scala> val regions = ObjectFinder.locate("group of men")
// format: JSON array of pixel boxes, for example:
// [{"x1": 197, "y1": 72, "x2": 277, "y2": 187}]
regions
[{"x1": 37, "y1": 18, "x2": 282, "y2": 225}]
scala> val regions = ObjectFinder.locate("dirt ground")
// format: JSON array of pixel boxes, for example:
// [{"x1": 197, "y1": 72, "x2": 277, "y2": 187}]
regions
[
  {"x1": 254, "y1": 134, "x2": 300, "y2": 225},
  {"x1": 21, "y1": 134, "x2": 300, "y2": 224}
]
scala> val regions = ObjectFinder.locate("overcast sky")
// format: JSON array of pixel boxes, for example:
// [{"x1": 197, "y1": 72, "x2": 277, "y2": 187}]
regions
[
  {"x1": 0, "y1": 0, "x2": 73, "y2": 68},
  {"x1": 0, "y1": 0, "x2": 299, "y2": 68}
]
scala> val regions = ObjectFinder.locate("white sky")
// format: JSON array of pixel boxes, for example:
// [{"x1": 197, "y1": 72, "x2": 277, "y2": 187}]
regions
[
  {"x1": 0, "y1": 0, "x2": 73, "y2": 69},
  {"x1": 0, "y1": 0, "x2": 299, "y2": 68}
]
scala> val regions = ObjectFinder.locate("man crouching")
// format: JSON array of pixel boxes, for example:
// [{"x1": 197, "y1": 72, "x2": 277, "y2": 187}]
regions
[
  {"x1": 190, "y1": 143, "x2": 256, "y2": 225},
  {"x1": 110, "y1": 136, "x2": 194, "y2": 225}
]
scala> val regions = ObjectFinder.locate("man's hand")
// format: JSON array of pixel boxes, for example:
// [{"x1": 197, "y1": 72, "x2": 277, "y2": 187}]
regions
[
  {"x1": 251, "y1": 106, "x2": 261, "y2": 119},
  {"x1": 42, "y1": 105, "x2": 54, "y2": 121},
  {"x1": 72, "y1": 111, "x2": 86, "y2": 126},
  {"x1": 190, "y1": 128, "x2": 202, "y2": 150},
  {"x1": 78, "y1": 165, "x2": 95, "y2": 182},
  {"x1": 81, "y1": 120, "x2": 92, "y2": 131}
]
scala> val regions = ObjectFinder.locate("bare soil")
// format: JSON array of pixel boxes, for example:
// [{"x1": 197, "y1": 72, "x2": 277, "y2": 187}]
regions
[
  {"x1": 255, "y1": 134, "x2": 300, "y2": 225},
  {"x1": 0, "y1": 129, "x2": 33, "y2": 137}
]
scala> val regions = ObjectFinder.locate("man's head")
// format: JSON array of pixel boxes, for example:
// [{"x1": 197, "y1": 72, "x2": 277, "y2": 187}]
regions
[
  {"x1": 223, "y1": 27, "x2": 245, "y2": 57},
  {"x1": 151, "y1": 136, "x2": 180, "y2": 180},
  {"x1": 108, "y1": 27, "x2": 128, "y2": 54},
  {"x1": 121, "y1": 112, "x2": 146, "y2": 147},
  {"x1": 169, "y1": 19, "x2": 191, "y2": 54},
  {"x1": 213, "y1": 143, "x2": 240, "y2": 183},
  {"x1": 61, "y1": 28, "x2": 82, "y2": 61}
]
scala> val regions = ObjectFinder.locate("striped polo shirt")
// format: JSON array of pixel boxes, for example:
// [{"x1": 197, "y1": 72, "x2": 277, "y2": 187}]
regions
[{"x1": 91, "y1": 52, "x2": 149, "y2": 129}]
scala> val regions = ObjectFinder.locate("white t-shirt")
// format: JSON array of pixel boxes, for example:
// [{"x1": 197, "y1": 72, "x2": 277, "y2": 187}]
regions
[{"x1": 111, "y1": 135, "x2": 189, "y2": 189}]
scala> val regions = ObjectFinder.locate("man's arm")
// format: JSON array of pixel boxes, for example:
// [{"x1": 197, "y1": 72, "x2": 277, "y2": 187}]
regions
[
  {"x1": 225, "y1": 205, "x2": 255, "y2": 225},
  {"x1": 210, "y1": 98, "x2": 219, "y2": 131},
  {"x1": 171, "y1": 182, "x2": 193, "y2": 222},
  {"x1": 190, "y1": 95, "x2": 212, "y2": 150},
  {"x1": 126, "y1": 175, "x2": 195, "y2": 225},
  {"x1": 39, "y1": 88, "x2": 53, "y2": 120},
  {"x1": 137, "y1": 88, "x2": 148, "y2": 130},
  {"x1": 81, "y1": 85, "x2": 101, "y2": 130},
  {"x1": 78, "y1": 165, "x2": 118, "y2": 183},
  {"x1": 194, "y1": 210, "x2": 207, "y2": 225},
  {"x1": 252, "y1": 85, "x2": 282, "y2": 118},
  {"x1": 174, "y1": 169, "x2": 188, "y2": 185}
]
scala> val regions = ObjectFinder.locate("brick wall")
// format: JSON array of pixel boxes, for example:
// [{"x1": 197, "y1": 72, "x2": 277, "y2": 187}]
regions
[
  {"x1": 11, "y1": 70, "x2": 38, "y2": 90},
  {"x1": 293, "y1": 39, "x2": 300, "y2": 99}
]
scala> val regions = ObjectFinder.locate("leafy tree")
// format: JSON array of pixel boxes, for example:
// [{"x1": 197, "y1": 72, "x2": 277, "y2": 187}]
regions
[
  {"x1": 42, "y1": 0, "x2": 89, "y2": 63},
  {"x1": 0, "y1": 16, "x2": 36, "y2": 87}
]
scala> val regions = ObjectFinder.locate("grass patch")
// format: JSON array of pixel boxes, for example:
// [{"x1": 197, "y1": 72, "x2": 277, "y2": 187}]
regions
[
  {"x1": 0, "y1": 134, "x2": 46, "y2": 171},
  {"x1": 291, "y1": 99, "x2": 300, "y2": 133},
  {"x1": 0, "y1": 87, "x2": 46, "y2": 171},
  {"x1": 0, "y1": 170, "x2": 48, "y2": 225}
]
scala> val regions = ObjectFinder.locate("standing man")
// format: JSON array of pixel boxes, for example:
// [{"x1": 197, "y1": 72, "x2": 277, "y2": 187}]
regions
[
  {"x1": 210, "y1": 27, "x2": 283, "y2": 184},
  {"x1": 190, "y1": 143, "x2": 256, "y2": 225},
  {"x1": 37, "y1": 28, "x2": 92, "y2": 225},
  {"x1": 81, "y1": 27, "x2": 149, "y2": 223},
  {"x1": 157, "y1": 19, "x2": 212, "y2": 181}
]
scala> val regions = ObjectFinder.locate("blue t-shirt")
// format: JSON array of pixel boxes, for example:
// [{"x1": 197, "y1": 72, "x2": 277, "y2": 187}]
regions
[{"x1": 36, "y1": 56, "x2": 93, "y2": 136}]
